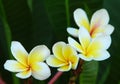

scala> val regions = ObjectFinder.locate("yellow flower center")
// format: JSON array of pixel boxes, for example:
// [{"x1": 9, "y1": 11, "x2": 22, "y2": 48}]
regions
[
  {"x1": 26, "y1": 65, "x2": 31, "y2": 71},
  {"x1": 82, "y1": 47, "x2": 90, "y2": 57}
]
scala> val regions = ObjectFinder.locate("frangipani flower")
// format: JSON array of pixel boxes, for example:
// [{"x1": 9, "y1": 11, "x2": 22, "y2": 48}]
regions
[
  {"x1": 67, "y1": 8, "x2": 114, "y2": 38},
  {"x1": 46, "y1": 42, "x2": 79, "y2": 72},
  {"x1": 68, "y1": 27, "x2": 111, "y2": 61},
  {"x1": 4, "y1": 41, "x2": 51, "y2": 80}
]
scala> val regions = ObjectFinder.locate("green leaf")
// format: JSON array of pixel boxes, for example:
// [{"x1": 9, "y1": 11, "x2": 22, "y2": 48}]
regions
[
  {"x1": 32, "y1": 0, "x2": 53, "y2": 48},
  {"x1": 79, "y1": 61, "x2": 98, "y2": 84},
  {"x1": 2, "y1": 0, "x2": 33, "y2": 51},
  {"x1": 0, "y1": 0, "x2": 20, "y2": 84},
  {"x1": 44, "y1": 0, "x2": 104, "y2": 41},
  {"x1": 27, "y1": 0, "x2": 32, "y2": 11},
  {"x1": 98, "y1": 64, "x2": 110, "y2": 84},
  {"x1": 44, "y1": 0, "x2": 68, "y2": 41},
  {"x1": 103, "y1": 0, "x2": 120, "y2": 84},
  {"x1": 0, "y1": 0, "x2": 11, "y2": 57},
  {"x1": 119, "y1": 81, "x2": 120, "y2": 84}
]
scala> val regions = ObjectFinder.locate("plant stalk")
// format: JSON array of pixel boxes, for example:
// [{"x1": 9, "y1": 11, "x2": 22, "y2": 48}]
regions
[{"x1": 48, "y1": 71, "x2": 63, "y2": 84}]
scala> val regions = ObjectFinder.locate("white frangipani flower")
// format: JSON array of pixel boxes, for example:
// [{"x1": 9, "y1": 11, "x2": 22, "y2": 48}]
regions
[
  {"x1": 68, "y1": 27, "x2": 111, "y2": 61},
  {"x1": 46, "y1": 42, "x2": 79, "y2": 72},
  {"x1": 4, "y1": 41, "x2": 51, "y2": 80},
  {"x1": 67, "y1": 8, "x2": 114, "y2": 38}
]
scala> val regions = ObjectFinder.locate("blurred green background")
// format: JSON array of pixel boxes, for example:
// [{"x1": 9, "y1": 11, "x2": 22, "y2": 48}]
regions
[{"x1": 0, "y1": 0, "x2": 120, "y2": 84}]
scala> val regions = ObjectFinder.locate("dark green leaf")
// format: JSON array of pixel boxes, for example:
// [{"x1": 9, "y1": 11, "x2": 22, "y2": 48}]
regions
[
  {"x1": 103, "y1": 0, "x2": 120, "y2": 84},
  {"x1": 79, "y1": 61, "x2": 98, "y2": 84}
]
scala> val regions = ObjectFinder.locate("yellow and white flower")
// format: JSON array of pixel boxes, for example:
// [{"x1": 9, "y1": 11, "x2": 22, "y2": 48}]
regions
[
  {"x1": 4, "y1": 41, "x2": 51, "y2": 80},
  {"x1": 68, "y1": 27, "x2": 111, "y2": 61},
  {"x1": 46, "y1": 42, "x2": 79, "y2": 72},
  {"x1": 67, "y1": 8, "x2": 114, "y2": 38}
]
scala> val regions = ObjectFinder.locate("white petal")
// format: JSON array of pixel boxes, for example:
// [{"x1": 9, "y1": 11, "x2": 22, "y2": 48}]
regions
[
  {"x1": 68, "y1": 37, "x2": 83, "y2": 53},
  {"x1": 32, "y1": 62, "x2": 51, "y2": 80},
  {"x1": 93, "y1": 50, "x2": 110, "y2": 61},
  {"x1": 78, "y1": 54, "x2": 93, "y2": 61},
  {"x1": 16, "y1": 70, "x2": 32, "y2": 79},
  {"x1": 90, "y1": 9, "x2": 109, "y2": 29},
  {"x1": 102, "y1": 24, "x2": 114, "y2": 35},
  {"x1": 4, "y1": 60, "x2": 26, "y2": 72},
  {"x1": 78, "y1": 27, "x2": 91, "y2": 49},
  {"x1": 67, "y1": 27, "x2": 78, "y2": 37},
  {"x1": 88, "y1": 36, "x2": 111, "y2": 51},
  {"x1": 74, "y1": 8, "x2": 90, "y2": 30},
  {"x1": 28, "y1": 45, "x2": 50, "y2": 64},
  {"x1": 11, "y1": 41, "x2": 28, "y2": 66}
]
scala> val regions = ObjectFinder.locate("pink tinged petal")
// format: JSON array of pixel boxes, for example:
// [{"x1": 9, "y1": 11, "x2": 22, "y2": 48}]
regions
[
  {"x1": 69, "y1": 55, "x2": 79, "y2": 70},
  {"x1": 78, "y1": 54, "x2": 93, "y2": 61},
  {"x1": 46, "y1": 55, "x2": 66, "y2": 67},
  {"x1": 92, "y1": 50, "x2": 110, "y2": 61},
  {"x1": 62, "y1": 44, "x2": 77, "y2": 60},
  {"x1": 58, "y1": 62, "x2": 72, "y2": 72},
  {"x1": 90, "y1": 26, "x2": 105, "y2": 38},
  {"x1": 87, "y1": 36, "x2": 111, "y2": 52},
  {"x1": 68, "y1": 37, "x2": 83, "y2": 53},
  {"x1": 28, "y1": 45, "x2": 50, "y2": 64},
  {"x1": 31, "y1": 62, "x2": 51, "y2": 80},
  {"x1": 4, "y1": 60, "x2": 26, "y2": 72},
  {"x1": 11, "y1": 41, "x2": 28, "y2": 66},
  {"x1": 52, "y1": 42, "x2": 66, "y2": 61},
  {"x1": 16, "y1": 69, "x2": 32, "y2": 79},
  {"x1": 91, "y1": 24, "x2": 114, "y2": 37},
  {"x1": 90, "y1": 9, "x2": 109, "y2": 33},
  {"x1": 74, "y1": 8, "x2": 90, "y2": 31},
  {"x1": 78, "y1": 27, "x2": 91, "y2": 50},
  {"x1": 67, "y1": 27, "x2": 79, "y2": 37}
]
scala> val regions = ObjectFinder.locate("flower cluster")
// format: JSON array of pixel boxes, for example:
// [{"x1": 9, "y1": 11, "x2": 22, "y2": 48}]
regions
[
  {"x1": 67, "y1": 8, "x2": 114, "y2": 61},
  {"x1": 4, "y1": 8, "x2": 114, "y2": 81}
]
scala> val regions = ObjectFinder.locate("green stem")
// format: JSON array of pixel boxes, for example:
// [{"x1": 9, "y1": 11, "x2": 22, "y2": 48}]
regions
[
  {"x1": 65, "y1": 0, "x2": 70, "y2": 26},
  {"x1": 0, "y1": 1, "x2": 20, "y2": 84},
  {"x1": 12, "y1": 74, "x2": 20, "y2": 84}
]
